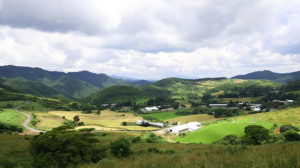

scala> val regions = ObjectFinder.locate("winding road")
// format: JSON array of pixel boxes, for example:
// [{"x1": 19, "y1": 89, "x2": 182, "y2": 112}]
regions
[{"x1": 13, "y1": 101, "x2": 45, "y2": 133}]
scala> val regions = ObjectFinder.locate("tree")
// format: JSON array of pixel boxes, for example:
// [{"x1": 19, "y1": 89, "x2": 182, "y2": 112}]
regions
[
  {"x1": 243, "y1": 125, "x2": 269, "y2": 145},
  {"x1": 30, "y1": 128, "x2": 108, "y2": 168},
  {"x1": 96, "y1": 110, "x2": 101, "y2": 118},
  {"x1": 110, "y1": 138, "x2": 131, "y2": 158},
  {"x1": 121, "y1": 121, "x2": 127, "y2": 126},
  {"x1": 73, "y1": 115, "x2": 80, "y2": 124}
]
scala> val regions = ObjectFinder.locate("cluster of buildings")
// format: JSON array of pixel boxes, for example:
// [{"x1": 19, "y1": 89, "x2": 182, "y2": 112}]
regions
[{"x1": 273, "y1": 99, "x2": 294, "y2": 104}]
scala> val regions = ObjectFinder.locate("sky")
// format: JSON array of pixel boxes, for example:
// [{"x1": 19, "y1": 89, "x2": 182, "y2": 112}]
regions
[{"x1": 0, "y1": 0, "x2": 300, "y2": 80}]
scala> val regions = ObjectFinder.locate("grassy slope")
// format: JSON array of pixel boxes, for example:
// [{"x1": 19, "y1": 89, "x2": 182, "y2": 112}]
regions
[
  {"x1": 0, "y1": 109, "x2": 26, "y2": 126},
  {"x1": 0, "y1": 134, "x2": 299, "y2": 168},
  {"x1": 176, "y1": 107, "x2": 300, "y2": 144}
]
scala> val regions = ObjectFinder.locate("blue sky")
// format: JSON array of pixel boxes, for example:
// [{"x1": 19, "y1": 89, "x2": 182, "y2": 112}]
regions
[{"x1": 0, "y1": 0, "x2": 299, "y2": 80}]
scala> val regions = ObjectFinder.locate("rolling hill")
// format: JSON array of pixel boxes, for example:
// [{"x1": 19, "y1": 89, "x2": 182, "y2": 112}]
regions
[
  {"x1": 142, "y1": 78, "x2": 280, "y2": 99},
  {"x1": 232, "y1": 70, "x2": 300, "y2": 84}
]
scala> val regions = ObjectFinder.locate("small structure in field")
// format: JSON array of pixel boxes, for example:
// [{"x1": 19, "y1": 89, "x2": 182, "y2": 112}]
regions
[
  {"x1": 167, "y1": 122, "x2": 201, "y2": 134},
  {"x1": 141, "y1": 106, "x2": 160, "y2": 113},
  {"x1": 161, "y1": 107, "x2": 174, "y2": 112},
  {"x1": 136, "y1": 120, "x2": 164, "y2": 128}
]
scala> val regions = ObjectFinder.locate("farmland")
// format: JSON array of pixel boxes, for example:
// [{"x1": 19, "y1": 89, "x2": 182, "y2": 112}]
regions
[
  {"x1": 49, "y1": 110, "x2": 158, "y2": 131},
  {"x1": 139, "y1": 111, "x2": 180, "y2": 121},
  {"x1": 166, "y1": 114, "x2": 220, "y2": 123},
  {"x1": 34, "y1": 113, "x2": 64, "y2": 131}
]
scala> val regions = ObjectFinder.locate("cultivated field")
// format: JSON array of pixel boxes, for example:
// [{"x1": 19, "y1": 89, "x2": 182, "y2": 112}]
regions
[
  {"x1": 34, "y1": 113, "x2": 64, "y2": 131},
  {"x1": 49, "y1": 110, "x2": 158, "y2": 131}
]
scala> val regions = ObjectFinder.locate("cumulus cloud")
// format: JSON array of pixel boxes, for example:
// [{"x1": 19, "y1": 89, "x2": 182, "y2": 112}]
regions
[{"x1": 0, "y1": 0, "x2": 299, "y2": 79}]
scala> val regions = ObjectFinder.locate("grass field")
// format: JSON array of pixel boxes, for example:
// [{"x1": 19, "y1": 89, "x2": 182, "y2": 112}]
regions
[
  {"x1": 49, "y1": 110, "x2": 158, "y2": 131},
  {"x1": 166, "y1": 114, "x2": 220, "y2": 124},
  {"x1": 34, "y1": 113, "x2": 64, "y2": 131},
  {"x1": 219, "y1": 97, "x2": 262, "y2": 103},
  {"x1": 175, "y1": 107, "x2": 300, "y2": 144},
  {"x1": 234, "y1": 107, "x2": 300, "y2": 126},
  {"x1": 175, "y1": 120, "x2": 274, "y2": 144},
  {"x1": 139, "y1": 111, "x2": 180, "y2": 121},
  {"x1": 0, "y1": 109, "x2": 26, "y2": 126}
]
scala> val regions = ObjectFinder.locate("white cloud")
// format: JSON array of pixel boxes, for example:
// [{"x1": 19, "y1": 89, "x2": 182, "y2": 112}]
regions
[{"x1": 0, "y1": 0, "x2": 299, "y2": 79}]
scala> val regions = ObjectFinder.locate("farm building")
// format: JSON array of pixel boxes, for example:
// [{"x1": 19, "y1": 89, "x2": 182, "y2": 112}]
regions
[
  {"x1": 136, "y1": 120, "x2": 164, "y2": 128},
  {"x1": 141, "y1": 106, "x2": 160, "y2": 113},
  {"x1": 167, "y1": 122, "x2": 201, "y2": 134},
  {"x1": 209, "y1": 104, "x2": 227, "y2": 108}
]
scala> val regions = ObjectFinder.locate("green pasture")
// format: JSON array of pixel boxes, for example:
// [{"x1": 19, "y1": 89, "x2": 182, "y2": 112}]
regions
[
  {"x1": 139, "y1": 111, "x2": 180, "y2": 121},
  {"x1": 0, "y1": 109, "x2": 26, "y2": 126}
]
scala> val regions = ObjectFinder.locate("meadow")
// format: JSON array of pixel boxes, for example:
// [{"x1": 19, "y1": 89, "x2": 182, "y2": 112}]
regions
[
  {"x1": 49, "y1": 110, "x2": 158, "y2": 131},
  {"x1": 0, "y1": 109, "x2": 26, "y2": 127}
]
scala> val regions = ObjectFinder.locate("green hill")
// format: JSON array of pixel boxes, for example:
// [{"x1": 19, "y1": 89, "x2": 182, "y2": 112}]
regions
[
  {"x1": 144, "y1": 78, "x2": 280, "y2": 99},
  {"x1": 89, "y1": 86, "x2": 149, "y2": 105},
  {"x1": 1, "y1": 78, "x2": 61, "y2": 97}
]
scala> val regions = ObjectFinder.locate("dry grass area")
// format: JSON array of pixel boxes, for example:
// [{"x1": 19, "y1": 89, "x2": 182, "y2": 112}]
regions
[
  {"x1": 165, "y1": 114, "x2": 220, "y2": 123},
  {"x1": 49, "y1": 110, "x2": 158, "y2": 131},
  {"x1": 75, "y1": 125, "x2": 120, "y2": 131},
  {"x1": 35, "y1": 113, "x2": 64, "y2": 131}
]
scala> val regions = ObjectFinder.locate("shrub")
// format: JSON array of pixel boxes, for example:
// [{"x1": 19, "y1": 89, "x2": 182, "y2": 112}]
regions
[
  {"x1": 147, "y1": 147, "x2": 160, "y2": 153},
  {"x1": 280, "y1": 124, "x2": 299, "y2": 133},
  {"x1": 163, "y1": 149, "x2": 175, "y2": 154},
  {"x1": 131, "y1": 136, "x2": 142, "y2": 143},
  {"x1": 110, "y1": 138, "x2": 131, "y2": 158},
  {"x1": 122, "y1": 121, "x2": 127, "y2": 126},
  {"x1": 283, "y1": 131, "x2": 300, "y2": 141}
]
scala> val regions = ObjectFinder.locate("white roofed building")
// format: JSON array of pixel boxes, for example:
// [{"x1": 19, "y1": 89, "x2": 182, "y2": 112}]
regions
[{"x1": 167, "y1": 122, "x2": 201, "y2": 134}]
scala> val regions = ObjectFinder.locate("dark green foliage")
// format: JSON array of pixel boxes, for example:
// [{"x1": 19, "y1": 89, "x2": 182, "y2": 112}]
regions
[
  {"x1": 30, "y1": 128, "x2": 107, "y2": 168},
  {"x1": 284, "y1": 80, "x2": 300, "y2": 91},
  {"x1": 0, "y1": 122, "x2": 23, "y2": 133},
  {"x1": 243, "y1": 125, "x2": 270, "y2": 145},
  {"x1": 131, "y1": 136, "x2": 142, "y2": 143},
  {"x1": 90, "y1": 86, "x2": 149, "y2": 105},
  {"x1": 122, "y1": 122, "x2": 127, "y2": 126},
  {"x1": 146, "y1": 133, "x2": 163, "y2": 143},
  {"x1": 0, "y1": 159, "x2": 17, "y2": 168},
  {"x1": 110, "y1": 138, "x2": 131, "y2": 158},
  {"x1": 146, "y1": 96, "x2": 175, "y2": 106},
  {"x1": 141, "y1": 85, "x2": 171, "y2": 97},
  {"x1": 30, "y1": 113, "x2": 39, "y2": 127},
  {"x1": 216, "y1": 135, "x2": 241, "y2": 145},
  {"x1": 147, "y1": 147, "x2": 160, "y2": 153},
  {"x1": 283, "y1": 131, "x2": 300, "y2": 141},
  {"x1": 73, "y1": 115, "x2": 80, "y2": 124},
  {"x1": 280, "y1": 124, "x2": 299, "y2": 133}
]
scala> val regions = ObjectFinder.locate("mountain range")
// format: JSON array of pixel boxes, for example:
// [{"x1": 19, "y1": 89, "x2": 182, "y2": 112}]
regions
[
  {"x1": 232, "y1": 70, "x2": 300, "y2": 84},
  {"x1": 0, "y1": 65, "x2": 150, "y2": 99},
  {"x1": 0, "y1": 65, "x2": 299, "y2": 99}
]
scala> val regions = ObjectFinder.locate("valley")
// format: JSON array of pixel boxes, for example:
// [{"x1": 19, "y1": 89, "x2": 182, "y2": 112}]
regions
[{"x1": 0, "y1": 66, "x2": 300, "y2": 168}]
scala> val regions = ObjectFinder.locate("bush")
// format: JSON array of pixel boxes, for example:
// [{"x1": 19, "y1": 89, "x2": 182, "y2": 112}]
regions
[
  {"x1": 131, "y1": 136, "x2": 142, "y2": 143},
  {"x1": 110, "y1": 138, "x2": 131, "y2": 158},
  {"x1": 31, "y1": 127, "x2": 107, "y2": 168},
  {"x1": 283, "y1": 131, "x2": 300, "y2": 141},
  {"x1": 218, "y1": 135, "x2": 241, "y2": 145},
  {"x1": 122, "y1": 121, "x2": 127, "y2": 126},
  {"x1": 243, "y1": 125, "x2": 270, "y2": 145},
  {"x1": 280, "y1": 124, "x2": 299, "y2": 133},
  {"x1": 147, "y1": 147, "x2": 160, "y2": 153}
]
